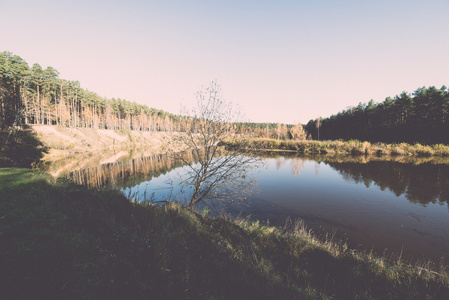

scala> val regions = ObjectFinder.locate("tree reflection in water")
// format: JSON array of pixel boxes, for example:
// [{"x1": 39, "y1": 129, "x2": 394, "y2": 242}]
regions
[
  {"x1": 62, "y1": 149, "x2": 449, "y2": 209},
  {"x1": 325, "y1": 161, "x2": 449, "y2": 207},
  {"x1": 56, "y1": 151, "x2": 449, "y2": 263},
  {"x1": 255, "y1": 151, "x2": 449, "y2": 208},
  {"x1": 63, "y1": 151, "x2": 198, "y2": 189}
]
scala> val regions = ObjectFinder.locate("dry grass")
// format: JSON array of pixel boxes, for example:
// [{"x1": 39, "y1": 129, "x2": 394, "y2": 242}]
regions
[{"x1": 224, "y1": 138, "x2": 449, "y2": 159}]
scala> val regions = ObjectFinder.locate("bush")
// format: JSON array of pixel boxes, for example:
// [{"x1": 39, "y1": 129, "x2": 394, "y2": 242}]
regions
[
  {"x1": 414, "y1": 143, "x2": 434, "y2": 157},
  {"x1": 432, "y1": 144, "x2": 449, "y2": 156}
]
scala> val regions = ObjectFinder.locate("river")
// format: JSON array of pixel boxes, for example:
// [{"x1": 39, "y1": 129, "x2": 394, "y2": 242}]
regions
[{"x1": 59, "y1": 150, "x2": 449, "y2": 264}]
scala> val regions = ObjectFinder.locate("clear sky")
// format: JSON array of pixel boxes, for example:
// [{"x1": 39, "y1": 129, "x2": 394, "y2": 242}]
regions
[{"x1": 1, "y1": 0, "x2": 448, "y2": 124}]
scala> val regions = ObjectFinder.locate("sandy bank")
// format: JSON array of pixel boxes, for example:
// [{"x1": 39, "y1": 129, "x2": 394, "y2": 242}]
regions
[{"x1": 31, "y1": 125, "x2": 187, "y2": 162}]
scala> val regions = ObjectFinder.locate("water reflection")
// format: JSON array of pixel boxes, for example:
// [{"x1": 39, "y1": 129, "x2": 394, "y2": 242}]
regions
[
  {"x1": 237, "y1": 155, "x2": 449, "y2": 263},
  {"x1": 63, "y1": 151, "x2": 196, "y2": 189},
  {"x1": 62, "y1": 151, "x2": 449, "y2": 208},
  {"x1": 291, "y1": 158, "x2": 305, "y2": 176},
  {"x1": 327, "y1": 161, "x2": 449, "y2": 208},
  {"x1": 55, "y1": 151, "x2": 449, "y2": 262},
  {"x1": 256, "y1": 152, "x2": 449, "y2": 207}
]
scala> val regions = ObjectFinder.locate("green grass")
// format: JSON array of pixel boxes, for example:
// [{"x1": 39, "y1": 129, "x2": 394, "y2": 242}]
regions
[{"x1": 1, "y1": 168, "x2": 449, "y2": 299}]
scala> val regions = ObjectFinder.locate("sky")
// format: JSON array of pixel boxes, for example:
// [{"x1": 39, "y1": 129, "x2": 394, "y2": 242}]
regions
[{"x1": 1, "y1": 0, "x2": 448, "y2": 124}]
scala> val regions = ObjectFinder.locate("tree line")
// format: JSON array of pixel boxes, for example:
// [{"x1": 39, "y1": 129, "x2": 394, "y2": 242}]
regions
[
  {"x1": 6, "y1": 51, "x2": 447, "y2": 146},
  {"x1": 0, "y1": 51, "x2": 189, "y2": 132},
  {"x1": 305, "y1": 86, "x2": 449, "y2": 144},
  {"x1": 235, "y1": 122, "x2": 308, "y2": 140},
  {"x1": 0, "y1": 51, "x2": 311, "y2": 143}
]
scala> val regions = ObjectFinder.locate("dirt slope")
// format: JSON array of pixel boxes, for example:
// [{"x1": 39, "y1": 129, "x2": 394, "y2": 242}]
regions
[{"x1": 31, "y1": 125, "x2": 187, "y2": 161}]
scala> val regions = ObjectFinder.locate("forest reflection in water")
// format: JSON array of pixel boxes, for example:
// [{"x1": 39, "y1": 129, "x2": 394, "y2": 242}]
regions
[
  {"x1": 62, "y1": 151, "x2": 449, "y2": 208},
  {"x1": 257, "y1": 152, "x2": 449, "y2": 208},
  {"x1": 328, "y1": 160, "x2": 449, "y2": 207},
  {"x1": 60, "y1": 151, "x2": 449, "y2": 262},
  {"x1": 63, "y1": 151, "x2": 194, "y2": 189},
  {"x1": 238, "y1": 154, "x2": 449, "y2": 263}
]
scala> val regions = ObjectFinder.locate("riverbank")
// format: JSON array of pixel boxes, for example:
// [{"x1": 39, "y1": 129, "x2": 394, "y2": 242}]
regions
[
  {"x1": 27, "y1": 127, "x2": 449, "y2": 159},
  {"x1": 31, "y1": 125, "x2": 188, "y2": 162},
  {"x1": 1, "y1": 168, "x2": 448, "y2": 299},
  {"x1": 9, "y1": 127, "x2": 449, "y2": 168},
  {"x1": 0, "y1": 125, "x2": 189, "y2": 168},
  {"x1": 223, "y1": 138, "x2": 449, "y2": 158}
]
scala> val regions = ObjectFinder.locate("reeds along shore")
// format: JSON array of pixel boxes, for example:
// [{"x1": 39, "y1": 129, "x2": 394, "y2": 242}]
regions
[{"x1": 222, "y1": 138, "x2": 449, "y2": 158}]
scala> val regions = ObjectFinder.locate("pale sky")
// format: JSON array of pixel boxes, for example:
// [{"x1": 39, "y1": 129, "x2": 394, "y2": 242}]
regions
[{"x1": 1, "y1": 0, "x2": 448, "y2": 124}]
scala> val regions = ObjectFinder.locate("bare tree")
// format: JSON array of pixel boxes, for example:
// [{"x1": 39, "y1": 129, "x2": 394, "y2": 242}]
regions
[
  {"x1": 176, "y1": 81, "x2": 260, "y2": 210},
  {"x1": 316, "y1": 117, "x2": 322, "y2": 140},
  {"x1": 276, "y1": 123, "x2": 282, "y2": 140},
  {"x1": 289, "y1": 123, "x2": 307, "y2": 140}
]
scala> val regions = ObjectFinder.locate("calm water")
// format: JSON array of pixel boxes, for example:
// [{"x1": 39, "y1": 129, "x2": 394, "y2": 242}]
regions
[{"x1": 64, "y1": 153, "x2": 449, "y2": 263}]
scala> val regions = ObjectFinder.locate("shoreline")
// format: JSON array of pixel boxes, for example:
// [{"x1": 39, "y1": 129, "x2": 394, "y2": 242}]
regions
[
  {"x1": 1, "y1": 168, "x2": 448, "y2": 298},
  {"x1": 223, "y1": 138, "x2": 449, "y2": 159}
]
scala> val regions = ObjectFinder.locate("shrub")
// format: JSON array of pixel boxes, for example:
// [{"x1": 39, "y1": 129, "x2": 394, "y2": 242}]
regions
[
  {"x1": 432, "y1": 144, "x2": 449, "y2": 156},
  {"x1": 391, "y1": 146, "x2": 405, "y2": 156},
  {"x1": 414, "y1": 143, "x2": 434, "y2": 157}
]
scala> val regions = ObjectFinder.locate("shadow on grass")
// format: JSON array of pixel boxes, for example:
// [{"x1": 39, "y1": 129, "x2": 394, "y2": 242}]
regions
[{"x1": 0, "y1": 124, "x2": 48, "y2": 168}]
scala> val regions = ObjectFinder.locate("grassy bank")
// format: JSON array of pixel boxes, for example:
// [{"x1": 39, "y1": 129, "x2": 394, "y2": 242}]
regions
[
  {"x1": 223, "y1": 138, "x2": 449, "y2": 158},
  {"x1": 1, "y1": 168, "x2": 449, "y2": 299}
]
